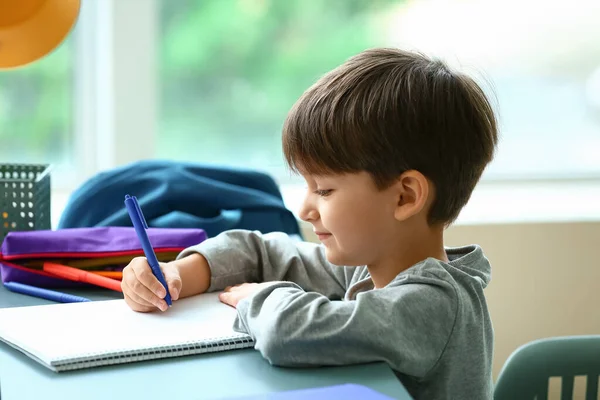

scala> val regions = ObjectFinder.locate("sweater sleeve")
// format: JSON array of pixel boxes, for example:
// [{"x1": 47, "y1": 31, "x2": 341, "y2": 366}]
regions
[
  {"x1": 177, "y1": 229, "x2": 358, "y2": 299},
  {"x1": 232, "y1": 278, "x2": 458, "y2": 378}
]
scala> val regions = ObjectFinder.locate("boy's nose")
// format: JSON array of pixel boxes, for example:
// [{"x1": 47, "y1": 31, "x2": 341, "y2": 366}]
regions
[{"x1": 298, "y1": 197, "x2": 318, "y2": 222}]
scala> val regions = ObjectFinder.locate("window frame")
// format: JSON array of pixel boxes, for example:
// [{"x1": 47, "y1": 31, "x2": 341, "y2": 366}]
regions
[{"x1": 68, "y1": 0, "x2": 157, "y2": 191}]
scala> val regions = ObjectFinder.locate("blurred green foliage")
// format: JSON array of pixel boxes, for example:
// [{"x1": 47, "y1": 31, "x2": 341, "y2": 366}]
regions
[
  {"x1": 0, "y1": 0, "x2": 399, "y2": 181},
  {"x1": 158, "y1": 0, "x2": 399, "y2": 180},
  {"x1": 0, "y1": 39, "x2": 72, "y2": 165}
]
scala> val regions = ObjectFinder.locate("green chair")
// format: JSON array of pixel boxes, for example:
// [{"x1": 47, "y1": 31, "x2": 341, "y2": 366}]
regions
[{"x1": 494, "y1": 335, "x2": 600, "y2": 400}]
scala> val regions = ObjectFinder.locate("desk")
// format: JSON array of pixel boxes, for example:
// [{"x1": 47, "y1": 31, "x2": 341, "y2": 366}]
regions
[{"x1": 0, "y1": 284, "x2": 412, "y2": 400}]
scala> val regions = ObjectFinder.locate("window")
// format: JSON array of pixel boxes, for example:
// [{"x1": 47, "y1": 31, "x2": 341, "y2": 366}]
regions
[
  {"x1": 0, "y1": 39, "x2": 74, "y2": 180},
  {"x1": 389, "y1": 0, "x2": 600, "y2": 180},
  {"x1": 158, "y1": 0, "x2": 600, "y2": 184},
  {"x1": 4, "y1": 0, "x2": 597, "y2": 227},
  {"x1": 158, "y1": 0, "x2": 400, "y2": 183}
]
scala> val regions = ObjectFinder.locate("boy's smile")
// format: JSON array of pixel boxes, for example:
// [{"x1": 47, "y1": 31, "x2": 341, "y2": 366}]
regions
[{"x1": 314, "y1": 231, "x2": 332, "y2": 241}]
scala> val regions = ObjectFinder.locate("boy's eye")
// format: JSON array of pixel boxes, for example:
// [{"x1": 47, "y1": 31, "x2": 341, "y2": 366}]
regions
[{"x1": 314, "y1": 189, "x2": 333, "y2": 197}]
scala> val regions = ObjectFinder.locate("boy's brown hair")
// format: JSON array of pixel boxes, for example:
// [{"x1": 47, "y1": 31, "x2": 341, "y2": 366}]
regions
[{"x1": 282, "y1": 48, "x2": 498, "y2": 226}]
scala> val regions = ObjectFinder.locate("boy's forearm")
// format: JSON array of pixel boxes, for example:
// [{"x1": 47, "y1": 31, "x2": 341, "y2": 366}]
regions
[
  {"x1": 233, "y1": 282, "x2": 455, "y2": 376},
  {"x1": 180, "y1": 230, "x2": 350, "y2": 297},
  {"x1": 170, "y1": 253, "x2": 211, "y2": 298}
]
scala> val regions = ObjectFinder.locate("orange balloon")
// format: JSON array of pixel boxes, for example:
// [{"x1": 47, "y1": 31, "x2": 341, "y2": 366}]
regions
[{"x1": 0, "y1": 0, "x2": 81, "y2": 69}]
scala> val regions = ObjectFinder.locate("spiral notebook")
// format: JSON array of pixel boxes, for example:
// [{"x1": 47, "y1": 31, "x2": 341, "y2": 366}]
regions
[{"x1": 0, "y1": 292, "x2": 254, "y2": 372}]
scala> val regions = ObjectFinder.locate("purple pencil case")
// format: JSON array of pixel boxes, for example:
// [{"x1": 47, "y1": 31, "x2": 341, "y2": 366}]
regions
[{"x1": 0, "y1": 226, "x2": 206, "y2": 288}]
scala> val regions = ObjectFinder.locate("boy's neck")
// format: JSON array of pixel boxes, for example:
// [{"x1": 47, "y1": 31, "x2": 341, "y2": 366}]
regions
[{"x1": 368, "y1": 224, "x2": 448, "y2": 289}]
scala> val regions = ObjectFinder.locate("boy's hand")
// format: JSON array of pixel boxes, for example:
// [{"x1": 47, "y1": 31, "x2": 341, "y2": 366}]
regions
[
  {"x1": 121, "y1": 257, "x2": 182, "y2": 313},
  {"x1": 219, "y1": 283, "x2": 271, "y2": 308}
]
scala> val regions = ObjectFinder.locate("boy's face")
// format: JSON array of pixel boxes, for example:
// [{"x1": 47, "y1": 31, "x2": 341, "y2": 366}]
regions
[{"x1": 299, "y1": 171, "x2": 400, "y2": 267}]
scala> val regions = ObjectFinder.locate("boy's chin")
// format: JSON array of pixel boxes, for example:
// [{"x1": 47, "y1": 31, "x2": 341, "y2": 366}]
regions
[
  {"x1": 324, "y1": 249, "x2": 355, "y2": 267},
  {"x1": 324, "y1": 249, "x2": 339, "y2": 264}
]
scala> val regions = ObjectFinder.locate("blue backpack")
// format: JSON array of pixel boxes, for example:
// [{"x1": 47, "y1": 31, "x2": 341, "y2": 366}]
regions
[{"x1": 58, "y1": 160, "x2": 302, "y2": 239}]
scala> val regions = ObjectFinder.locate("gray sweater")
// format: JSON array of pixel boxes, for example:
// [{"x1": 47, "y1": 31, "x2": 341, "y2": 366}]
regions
[{"x1": 179, "y1": 230, "x2": 494, "y2": 400}]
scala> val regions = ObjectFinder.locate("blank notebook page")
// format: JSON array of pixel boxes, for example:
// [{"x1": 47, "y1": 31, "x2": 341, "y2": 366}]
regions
[{"x1": 0, "y1": 292, "x2": 253, "y2": 372}]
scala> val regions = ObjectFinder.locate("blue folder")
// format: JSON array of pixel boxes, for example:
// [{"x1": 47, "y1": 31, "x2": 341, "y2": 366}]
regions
[{"x1": 226, "y1": 384, "x2": 396, "y2": 399}]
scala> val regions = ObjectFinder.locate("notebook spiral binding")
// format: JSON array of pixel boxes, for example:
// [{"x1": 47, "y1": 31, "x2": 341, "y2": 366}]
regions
[{"x1": 52, "y1": 334, "x2": 254, "y2": 372}]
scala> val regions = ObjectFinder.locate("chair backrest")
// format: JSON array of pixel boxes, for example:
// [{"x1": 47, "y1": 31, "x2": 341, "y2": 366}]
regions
[{"x1": 494, "y1": 335, "x2": 600, "y2": 400}]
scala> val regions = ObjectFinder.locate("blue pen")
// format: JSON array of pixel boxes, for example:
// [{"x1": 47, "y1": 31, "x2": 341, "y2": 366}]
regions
[
  {"x1": 124, "y1": 194, "x2": 172, "y2": 306},
  {"x1": 4, "y1": 281, "x2": 91, "y2": 303}
]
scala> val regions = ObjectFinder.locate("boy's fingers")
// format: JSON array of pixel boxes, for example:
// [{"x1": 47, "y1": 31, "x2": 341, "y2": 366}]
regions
[
  {"x1": 218, "y1": 291, "x2": 238, "y2": 308},
  {"x1": 124, "y1": 293, "x2": 155, "y2": 313},
  {"x1": 131, "y1": 260, "x2": 166, "y2": 298},
  {"x1": 218, "y1": 291, "x2": 229, "y2": 303},
  {"x1": 169, "y1": 283, "x2": 180, "y2": 301},
  {"x1": 123, "y1": 289, "x2": 152, "y2": 310},
  {"x1": 161, "y1": 264, "x2": 182, "y2": 301},
  {"x1": 122, "y1": 274, "x2": 167, "y2": 311},
  {"x1": 121, "y1": 278, "x2": 153, "y2": 305}
]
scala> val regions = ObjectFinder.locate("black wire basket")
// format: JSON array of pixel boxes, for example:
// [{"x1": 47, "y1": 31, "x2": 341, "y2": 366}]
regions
[{"x1": 0, "y1": 164, "x2": 52, "y2": 243}]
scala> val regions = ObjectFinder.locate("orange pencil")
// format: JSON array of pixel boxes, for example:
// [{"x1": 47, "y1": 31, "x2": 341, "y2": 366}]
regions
[
  {"x1": 43, "y1": 262, "x2": 123, "y2": 292},
  {"x1": 90, "y1": 271, "x2": 123, "y2": 280}
]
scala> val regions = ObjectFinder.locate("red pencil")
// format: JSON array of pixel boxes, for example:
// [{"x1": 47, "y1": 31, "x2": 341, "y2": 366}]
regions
[{"x1": 43, "y1": 262, "x2": 123, "y2": 292}]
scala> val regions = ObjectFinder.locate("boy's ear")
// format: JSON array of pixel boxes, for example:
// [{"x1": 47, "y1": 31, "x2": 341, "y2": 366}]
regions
[{"x1": 393, "y1": 170, "x2": 430, "y2": 222}]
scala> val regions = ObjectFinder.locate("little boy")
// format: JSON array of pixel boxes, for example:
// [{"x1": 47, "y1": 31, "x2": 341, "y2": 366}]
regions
[{"x1": 121, "y1": 48, "x2": 498, "y2": 399}]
